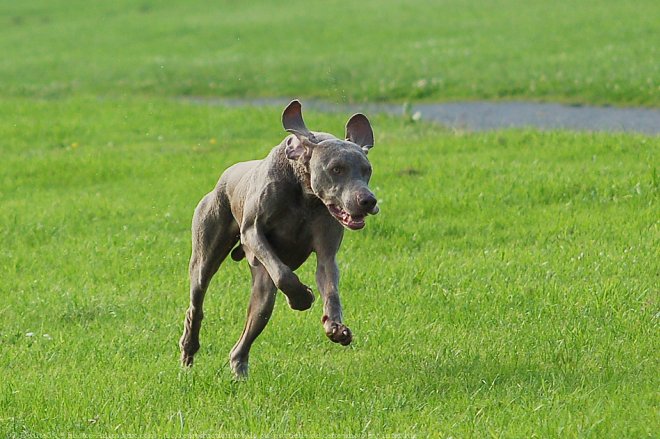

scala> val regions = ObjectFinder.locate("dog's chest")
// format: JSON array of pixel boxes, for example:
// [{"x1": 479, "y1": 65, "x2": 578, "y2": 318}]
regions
[{"x1": 264, "y1": 197, "x2": 324, "y2": 268}]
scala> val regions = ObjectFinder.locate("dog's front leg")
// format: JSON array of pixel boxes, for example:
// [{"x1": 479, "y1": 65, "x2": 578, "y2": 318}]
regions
[
  {"x1": 316, "y1": 252, "x2": 352, "y2": 346},
  {"x1": 240, "y1": 222, "x2": 315, "y2": 311}
]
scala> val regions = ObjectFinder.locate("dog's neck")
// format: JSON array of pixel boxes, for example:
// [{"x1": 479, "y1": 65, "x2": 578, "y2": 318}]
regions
[
  {"x1": 273, "y1": 144, "x2": 315, "y2": 198},
  {"x1": 290, "y1": 157, "x2": 315, "y2": 197}
]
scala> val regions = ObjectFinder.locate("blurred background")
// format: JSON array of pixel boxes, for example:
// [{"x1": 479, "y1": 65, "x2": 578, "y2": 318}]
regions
[{"x1": 2, "y1": 0, "x2": 657, "y2": 105}]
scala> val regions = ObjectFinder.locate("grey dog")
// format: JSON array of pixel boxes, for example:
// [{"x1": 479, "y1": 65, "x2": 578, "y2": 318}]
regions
[{"x1": 179, "y1": 100, "x2": 379, "y2": 377}]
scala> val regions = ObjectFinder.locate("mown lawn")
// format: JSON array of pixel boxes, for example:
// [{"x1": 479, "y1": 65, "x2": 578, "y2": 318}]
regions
[
  {"x1": 1, "y1": 0, "x2": 658, "y2": 436},
  {"x1": 0, "y1": 0, "x2": 658, "y2": 105},
  {"x1": 0, "y1": 98, "x2": 657, "y2": 437}
]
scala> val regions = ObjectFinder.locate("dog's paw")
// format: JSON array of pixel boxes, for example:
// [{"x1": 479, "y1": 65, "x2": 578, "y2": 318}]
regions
[
  {"x1": 323, "y1": 316, "x2": 352, "y2": 346},
  {"x1": 229, "y1": 352, "x2": 249, "y2": 379},
  {"x1": 179, "y1": 336, "x2": 199, "y2": 367},
  {"x1": 278, "y1": 274, "x2": 315, "y2": 310},
  {"x1": 230, "y1": 359, "x2": 249, "y2": 379},
  {"x1": 284, "y1": 285, "x2": 315, "y2": 311},
  {"x1": 180, "y1": 351, "x2": 195, "y2": 367}
]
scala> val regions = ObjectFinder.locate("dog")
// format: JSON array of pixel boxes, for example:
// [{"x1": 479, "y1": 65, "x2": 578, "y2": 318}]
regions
[{"x1": 179, "y1": 100, "x2": 379, "y2": 377}]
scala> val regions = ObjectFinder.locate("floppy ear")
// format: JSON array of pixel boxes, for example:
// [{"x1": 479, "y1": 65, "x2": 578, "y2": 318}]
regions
[
  {"x1": 284, "y1": 135, "x2": 308, "y2": 161},
  {"x1": 282, "y1": 100, "x2": 314, "y2": 140},
  {"x1": 345, "y1": 113, "x2": 374, "y2": 154},
  {"x1": 282, "y1": 100, "x2": 317, "y2": 162}
]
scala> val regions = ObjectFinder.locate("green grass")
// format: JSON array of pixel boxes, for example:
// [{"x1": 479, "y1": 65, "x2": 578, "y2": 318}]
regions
[
  {"x1": 1, "y1": 97, "x2": 658, "y2": 437},
  {"x1": 0, "y1": 0, "x2": 658, "y2": 105},
  {"x1": 1, "y1": 0, "x2": 658, "y2": 436}
]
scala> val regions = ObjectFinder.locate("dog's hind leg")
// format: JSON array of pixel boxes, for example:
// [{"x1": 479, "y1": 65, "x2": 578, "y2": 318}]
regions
[
  {"x1": 229, "y1": 263, "x2": 277, "y2": 378},
  {"x1": 180, "y1": 193, "x2": 238, "y2": 367}
]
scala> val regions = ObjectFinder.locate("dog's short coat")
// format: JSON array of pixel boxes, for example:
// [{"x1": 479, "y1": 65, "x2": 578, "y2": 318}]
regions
[{"x1": 179, "y1": 100, "x2": 378, "y2": 377}]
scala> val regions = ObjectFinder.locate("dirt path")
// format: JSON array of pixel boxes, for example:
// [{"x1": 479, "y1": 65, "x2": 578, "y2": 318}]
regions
[{"x1": 184, "y1": 97, "x2": 660, "y2": 135}]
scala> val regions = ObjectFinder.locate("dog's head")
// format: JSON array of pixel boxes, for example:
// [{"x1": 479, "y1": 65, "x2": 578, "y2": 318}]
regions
[{"x1": 282, "y1": 100, "x2": 378, "y2": 230}]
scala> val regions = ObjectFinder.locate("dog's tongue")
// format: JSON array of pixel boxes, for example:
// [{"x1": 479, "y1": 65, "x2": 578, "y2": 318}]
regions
[
  {"x1": 328, "y1": 204, "x2": 366, "y2": 230},
  {"x1": 345, "y1": 214, "x2": 365, "y2": 230}
]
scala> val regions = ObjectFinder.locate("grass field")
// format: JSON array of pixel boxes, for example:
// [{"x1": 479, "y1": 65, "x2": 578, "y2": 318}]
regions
[
  {"x1": 1, "y1": 0, "x2": 658, "y2": 105},
  {"x1": 1, "y1": 97, "x2": 658, "y2": 436},
  {"x1": 1, "y1": 0, "x2": 659, "y2": 437}
]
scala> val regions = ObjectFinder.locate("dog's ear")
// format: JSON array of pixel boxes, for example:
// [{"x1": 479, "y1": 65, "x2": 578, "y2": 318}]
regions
[
  {"x1": 283, "y1": 100, "x2": 317, "y2": 162},
  {"x1": 345, "y1": 113, "x2": 374, "y2": 154},
  {"x1": 283, "y1": 100, "x2": 314, "y2": 139},
  {"x1": 284, "y1": 135, "x2": 312, "y2": 162}
]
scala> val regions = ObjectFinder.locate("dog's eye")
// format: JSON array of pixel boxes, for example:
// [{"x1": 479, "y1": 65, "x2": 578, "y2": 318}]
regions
[{"x1": 332, "y1": 166, "x2": 343, "y2": 175}]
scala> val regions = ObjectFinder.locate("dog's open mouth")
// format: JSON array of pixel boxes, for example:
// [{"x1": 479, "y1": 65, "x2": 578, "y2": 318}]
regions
[{"x1": 327, "y1": 204, "x2": 366, "y2": 230}]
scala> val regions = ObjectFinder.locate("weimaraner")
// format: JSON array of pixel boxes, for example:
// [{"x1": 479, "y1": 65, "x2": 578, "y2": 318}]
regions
[{"x1": 179, "y1": 100, "x2": 378, "y2": 377}]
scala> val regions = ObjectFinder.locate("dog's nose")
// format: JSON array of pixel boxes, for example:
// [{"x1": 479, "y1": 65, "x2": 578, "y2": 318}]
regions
[{"x1": 357, "y1": 192, "x2": 377, "y2": 210}]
